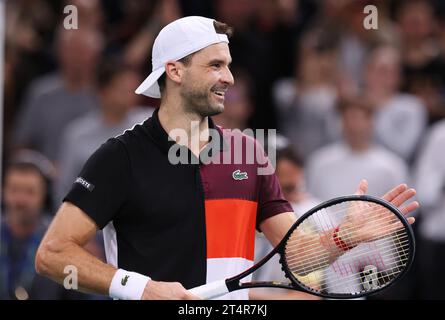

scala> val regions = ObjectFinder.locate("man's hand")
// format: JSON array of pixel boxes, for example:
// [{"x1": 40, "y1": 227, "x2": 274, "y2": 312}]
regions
[
  {"x1": 141, "y1": 280, "x2": 200, "y2": 300},
  {"x1": 339, "y1": 180, "x2": 418, "y2": 246},
  {"x1": 355, "y1": 179, "x2": 418, "y2": 220}
]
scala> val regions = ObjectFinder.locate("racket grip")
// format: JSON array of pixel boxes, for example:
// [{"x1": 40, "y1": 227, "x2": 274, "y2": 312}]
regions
[{"x1": 189, "y1": 280, "x2": 229, "y2": 300}]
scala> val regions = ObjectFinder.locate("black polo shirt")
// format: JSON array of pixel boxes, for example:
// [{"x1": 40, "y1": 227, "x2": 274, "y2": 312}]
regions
[{"x1": 64, "y1": 108, "x2": 292, "y2": 297}]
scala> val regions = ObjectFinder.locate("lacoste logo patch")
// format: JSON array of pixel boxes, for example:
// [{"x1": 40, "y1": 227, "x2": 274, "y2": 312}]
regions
[
  {"x1": 232, "y1": 169, "x2": 248, "y2": 181},
  {"x1": 75, "y1": 177, "x2": 95, "y2": 192},
  {"x1": 121, "y1": 275, "x2": 129, "y2": 286}
]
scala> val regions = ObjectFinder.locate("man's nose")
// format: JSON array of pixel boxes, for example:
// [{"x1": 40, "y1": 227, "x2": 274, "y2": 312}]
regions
[{"x1": 221, "y1": 67, "x2": 234, "y2": 86}]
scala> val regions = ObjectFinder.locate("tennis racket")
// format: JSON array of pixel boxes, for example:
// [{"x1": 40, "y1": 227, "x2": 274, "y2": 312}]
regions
[{"x1": 189, "y1": 194, "x2": 415, "y2": 299}]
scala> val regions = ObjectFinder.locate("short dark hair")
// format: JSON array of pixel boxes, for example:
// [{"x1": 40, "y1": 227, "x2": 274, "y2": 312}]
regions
[
  {"x1": 157, "y1": 20, "x2": 233, "y2": 94},
  {"x1": 276, "y1": 147, "x2": 304, "y2": 168},
  {"x1": 336, "y1": 96, "x2": 374, "y2": 116},
  {"x1": 97, "y1": 58, "x2": 137, "y2": 90},
  {"x1": 6, "y1": 153, "x2": 54, "y2": 213}
]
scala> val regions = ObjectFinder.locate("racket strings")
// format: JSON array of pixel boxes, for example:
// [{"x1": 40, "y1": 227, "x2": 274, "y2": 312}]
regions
[
  {"x1": 285, "y1": 235, "x2": 410, "y2": 272},
  {"x1": 318, "y1": 253, "x2": 408, "y2": 293},
  {"x1": 289, "y1": 237, "x2": 410, "y2": 293},
  {"x1": 299, "y1": 260, "x2": 405, "y2": 294},
  {"x1": 318, "y1": 265, "x2": 405, "y2": 294},
  {"x1": 281, "y1": 201, "x2": 411, "y2": 295},
  {"x1": 285, "y1": 203, "x2": 406, "y2": 252},
  {"x1": 285, "y1": 211, "x2": 408, "y2": 262},
  {"x1": 286, "y1": 238, "x2": 410, "y2": 287},
  {"x1": 290, "y1": 240, "x2": 410, "y2": 290},
  {"x1": 285, "y1": 222, "x2": 409, "y2": 265}
]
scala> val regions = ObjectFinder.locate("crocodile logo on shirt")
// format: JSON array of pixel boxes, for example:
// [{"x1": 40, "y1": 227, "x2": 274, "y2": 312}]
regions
[
  {"x1": 121, "y1": 275, "x2": 129, "y2": 286},
  {"x1": 232, "y1": 169, "x2": 248, "y2": 181}
]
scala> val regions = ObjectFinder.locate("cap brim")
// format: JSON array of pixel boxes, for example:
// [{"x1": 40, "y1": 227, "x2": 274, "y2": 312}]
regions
[{"x1": 135, "y1": 67, "x2": 165, "y2": 98}]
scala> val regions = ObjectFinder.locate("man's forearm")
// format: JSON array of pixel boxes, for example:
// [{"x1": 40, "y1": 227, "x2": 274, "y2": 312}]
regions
[
  {"x1": 289, "y1": 228, "x2": 346, "y2": 276},
  {"x1": 35, "y1": 203, "x2": 153, "y2": 300},
  {"x1": 261, "y1": 213, "x2": 347, "y2": 276},
  {"x1": 36, "y1": 239, "x2": 116, "y2": 296}
]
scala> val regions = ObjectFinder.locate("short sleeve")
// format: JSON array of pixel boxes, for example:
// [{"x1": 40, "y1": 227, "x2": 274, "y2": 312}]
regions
[
  {"x1": 256, "y1": 143, "x2": 293, "y2": 228},
  {"x1": 63, "y1": 138, "x2": 130, "y2": 229}
]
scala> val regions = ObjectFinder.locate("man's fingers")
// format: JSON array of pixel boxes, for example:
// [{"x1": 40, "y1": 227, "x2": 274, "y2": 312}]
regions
[
  {"x1": 185, "y1": 292, "x2": 202, "y2": 300},
  {"x1": 407, "y1": 217, "x2": 415, "y2": 224},
  {"x1": 354, "y1": 179, "x2": 368, "y2": 195},
  {"x1": 381, "y1": 184, "x2": 408, "y2": 202},
  {"x1": 390, "y1": 188, "x2": 416, "y2": 208},
  {"x1": 399, "y1": 201, "x2": 420, "y2": 216}
]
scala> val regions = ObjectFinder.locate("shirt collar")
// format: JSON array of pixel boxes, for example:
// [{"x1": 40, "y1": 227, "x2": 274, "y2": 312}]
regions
[{"x1": 145, "y1": 107, "x2": 225, "y2": 158}]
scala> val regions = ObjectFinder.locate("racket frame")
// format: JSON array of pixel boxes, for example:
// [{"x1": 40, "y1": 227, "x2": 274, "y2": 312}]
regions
[
  {"x1": 222, "y1": 195, "x2": 415, "y2": 299},
  {"x1": 279, "y1": 194, "x2": 416, "y2": 299}
]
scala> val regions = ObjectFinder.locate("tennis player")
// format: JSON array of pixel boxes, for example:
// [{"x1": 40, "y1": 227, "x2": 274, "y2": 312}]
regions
[{"x1": 35, "y1": 16, "x2": 418, "y2": 300}]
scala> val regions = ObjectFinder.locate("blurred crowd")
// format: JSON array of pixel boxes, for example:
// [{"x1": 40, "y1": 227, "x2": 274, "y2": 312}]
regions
[{"x1": 1, "y1": 0, "x2": 445, "y2": 300}]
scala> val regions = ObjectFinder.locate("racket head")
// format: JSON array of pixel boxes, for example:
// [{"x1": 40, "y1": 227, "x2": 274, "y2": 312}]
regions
[{"x1": 279, "y1": 195, "x2": 415, "y2": 299}]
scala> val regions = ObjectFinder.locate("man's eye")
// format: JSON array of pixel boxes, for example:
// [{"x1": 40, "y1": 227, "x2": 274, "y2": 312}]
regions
[{"x1": 212, "y1": 64, "x2": 221, "y2": 69}]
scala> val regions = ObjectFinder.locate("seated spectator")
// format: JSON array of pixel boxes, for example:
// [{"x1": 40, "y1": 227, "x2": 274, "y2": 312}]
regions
[
  {"x1": 0, "y1": 150, "x2": 104, "y2": 299},
  {"x1": 305, "y1": 96, "x2": 411, "y2": 298},
  {"x1": 413, "y1": 119, "x2": 445, "y2": 299},
  {"x1": 362, "y1": 45, "x2": 427, "y2": 163},
  {"x1": 55, "y1": 59, "x2": 152, "y2": 203},
  {"x1": 305, "y1": 96, "x2": 409, "y2": 201},
  {"x1": 12, "y1": 26, "x2": 103, "y2": 162},
  {"x1": 396, "y1": 0, "x2": 445, "y2": 125},
  {"x1": 273, "y1": 28, "x2": 341, "y2": 161}
]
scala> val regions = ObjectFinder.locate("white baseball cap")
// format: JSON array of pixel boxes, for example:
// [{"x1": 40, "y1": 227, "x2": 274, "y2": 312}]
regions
[{"x1": 135, "y1": 16, "x2": 230, "y2": 98}]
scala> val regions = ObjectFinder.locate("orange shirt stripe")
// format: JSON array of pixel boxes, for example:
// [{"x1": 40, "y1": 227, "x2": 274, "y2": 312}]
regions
[{"x1": 205, "y1": 199, "x2": 258, "y2": 260}]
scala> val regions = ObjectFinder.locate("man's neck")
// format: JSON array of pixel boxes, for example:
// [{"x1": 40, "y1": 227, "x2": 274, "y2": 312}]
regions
[
  {"x1": 63, "y1": 72, "x2": 94, "y2": 92},
  {"x1": 100, "y1": 105, "x2": 128, "y2": 126},
  {"x1": 158, "y1": 102, "x2": 210, "y2": 157},
  {"x1": 365, "y1": 88, "x2": 393, "y2": 107},
  {"x1": 347, "y1": 140, "x2": 371, "y2": 153}
]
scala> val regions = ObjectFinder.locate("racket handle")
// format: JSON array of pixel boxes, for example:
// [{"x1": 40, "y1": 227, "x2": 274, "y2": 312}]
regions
[{"x1": 189, "y1": 280, "x2": 229, "y2": 300}]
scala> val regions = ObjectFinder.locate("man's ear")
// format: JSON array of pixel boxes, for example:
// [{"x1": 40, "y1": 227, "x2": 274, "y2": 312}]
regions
[{"x1": 165, "y1": 61, "x2": 183, "y2": 85}]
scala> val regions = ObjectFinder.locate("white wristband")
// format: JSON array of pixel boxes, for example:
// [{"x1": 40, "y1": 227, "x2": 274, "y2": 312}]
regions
[{"x1": 109, "y1": 269, "x2": 151, "y2": 300}]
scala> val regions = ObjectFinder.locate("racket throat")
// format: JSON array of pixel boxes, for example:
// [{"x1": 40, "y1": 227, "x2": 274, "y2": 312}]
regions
[{"x1": 226, "y1": 279, "x2": 241, "y2": 292}]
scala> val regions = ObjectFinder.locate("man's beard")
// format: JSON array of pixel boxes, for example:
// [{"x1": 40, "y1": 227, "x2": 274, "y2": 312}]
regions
[{"x1": 180, "y1": 84, "x2": 225, "y2": 117}]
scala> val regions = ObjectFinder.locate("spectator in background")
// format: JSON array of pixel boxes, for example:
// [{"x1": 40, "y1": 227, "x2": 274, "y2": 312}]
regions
[
  {"x1": 0, "y1": 151, "x2": 104, "y2": 300},
  {"x1": 413, "y1": 119, "x2": 445, "y2": 299},
  {"x1": 0, "y1": 151, "x2": 53, "y2": 300},
  {"x1": 123, "y1": 0, "x2": 182, "y2": 69},
  {"x1": 274, "y1": 28, "x2": 340, "y2": 161},
  {"x1": 322, "y1": 0, "x2": 396, "y2": 92},
  {"x1": 253, "y1": 0, "x2": 312, "y2": 82},
  {"x1": 305, "y1": 96, "x2": 409, "y2": 201},
  {"x1": 250, "y1": 147, "x2": 320, "y2": 300},
  {"x1": 55, "y1": 59, "x2": 152, "y2": 204},
  {"x1": 362, "y1": 45, "x2": 427, "y2": 163},
  {"x1": 395, "y1": 0, "x2": 445, "y2": 125},
  {"x1": 11, "y1": 26, "x2": 103, "y2": 163},
  {"x1": 102, "y1": 0, "x2": 160, "y2": 55},
  {"x1": 68, "y1": 0, "x2": 104, "y2": 30},
  {"x1": 4, "y1": 0, "x2": 58, "y2": 114},
  {"x1": 305, "y1": 97, "x2": 411, "y2": 298}
]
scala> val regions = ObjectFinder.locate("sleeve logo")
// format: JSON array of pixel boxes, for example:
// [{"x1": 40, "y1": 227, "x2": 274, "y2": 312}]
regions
[{"x1": 74, "y1": 177, "x2": 95, "y2": 192}]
